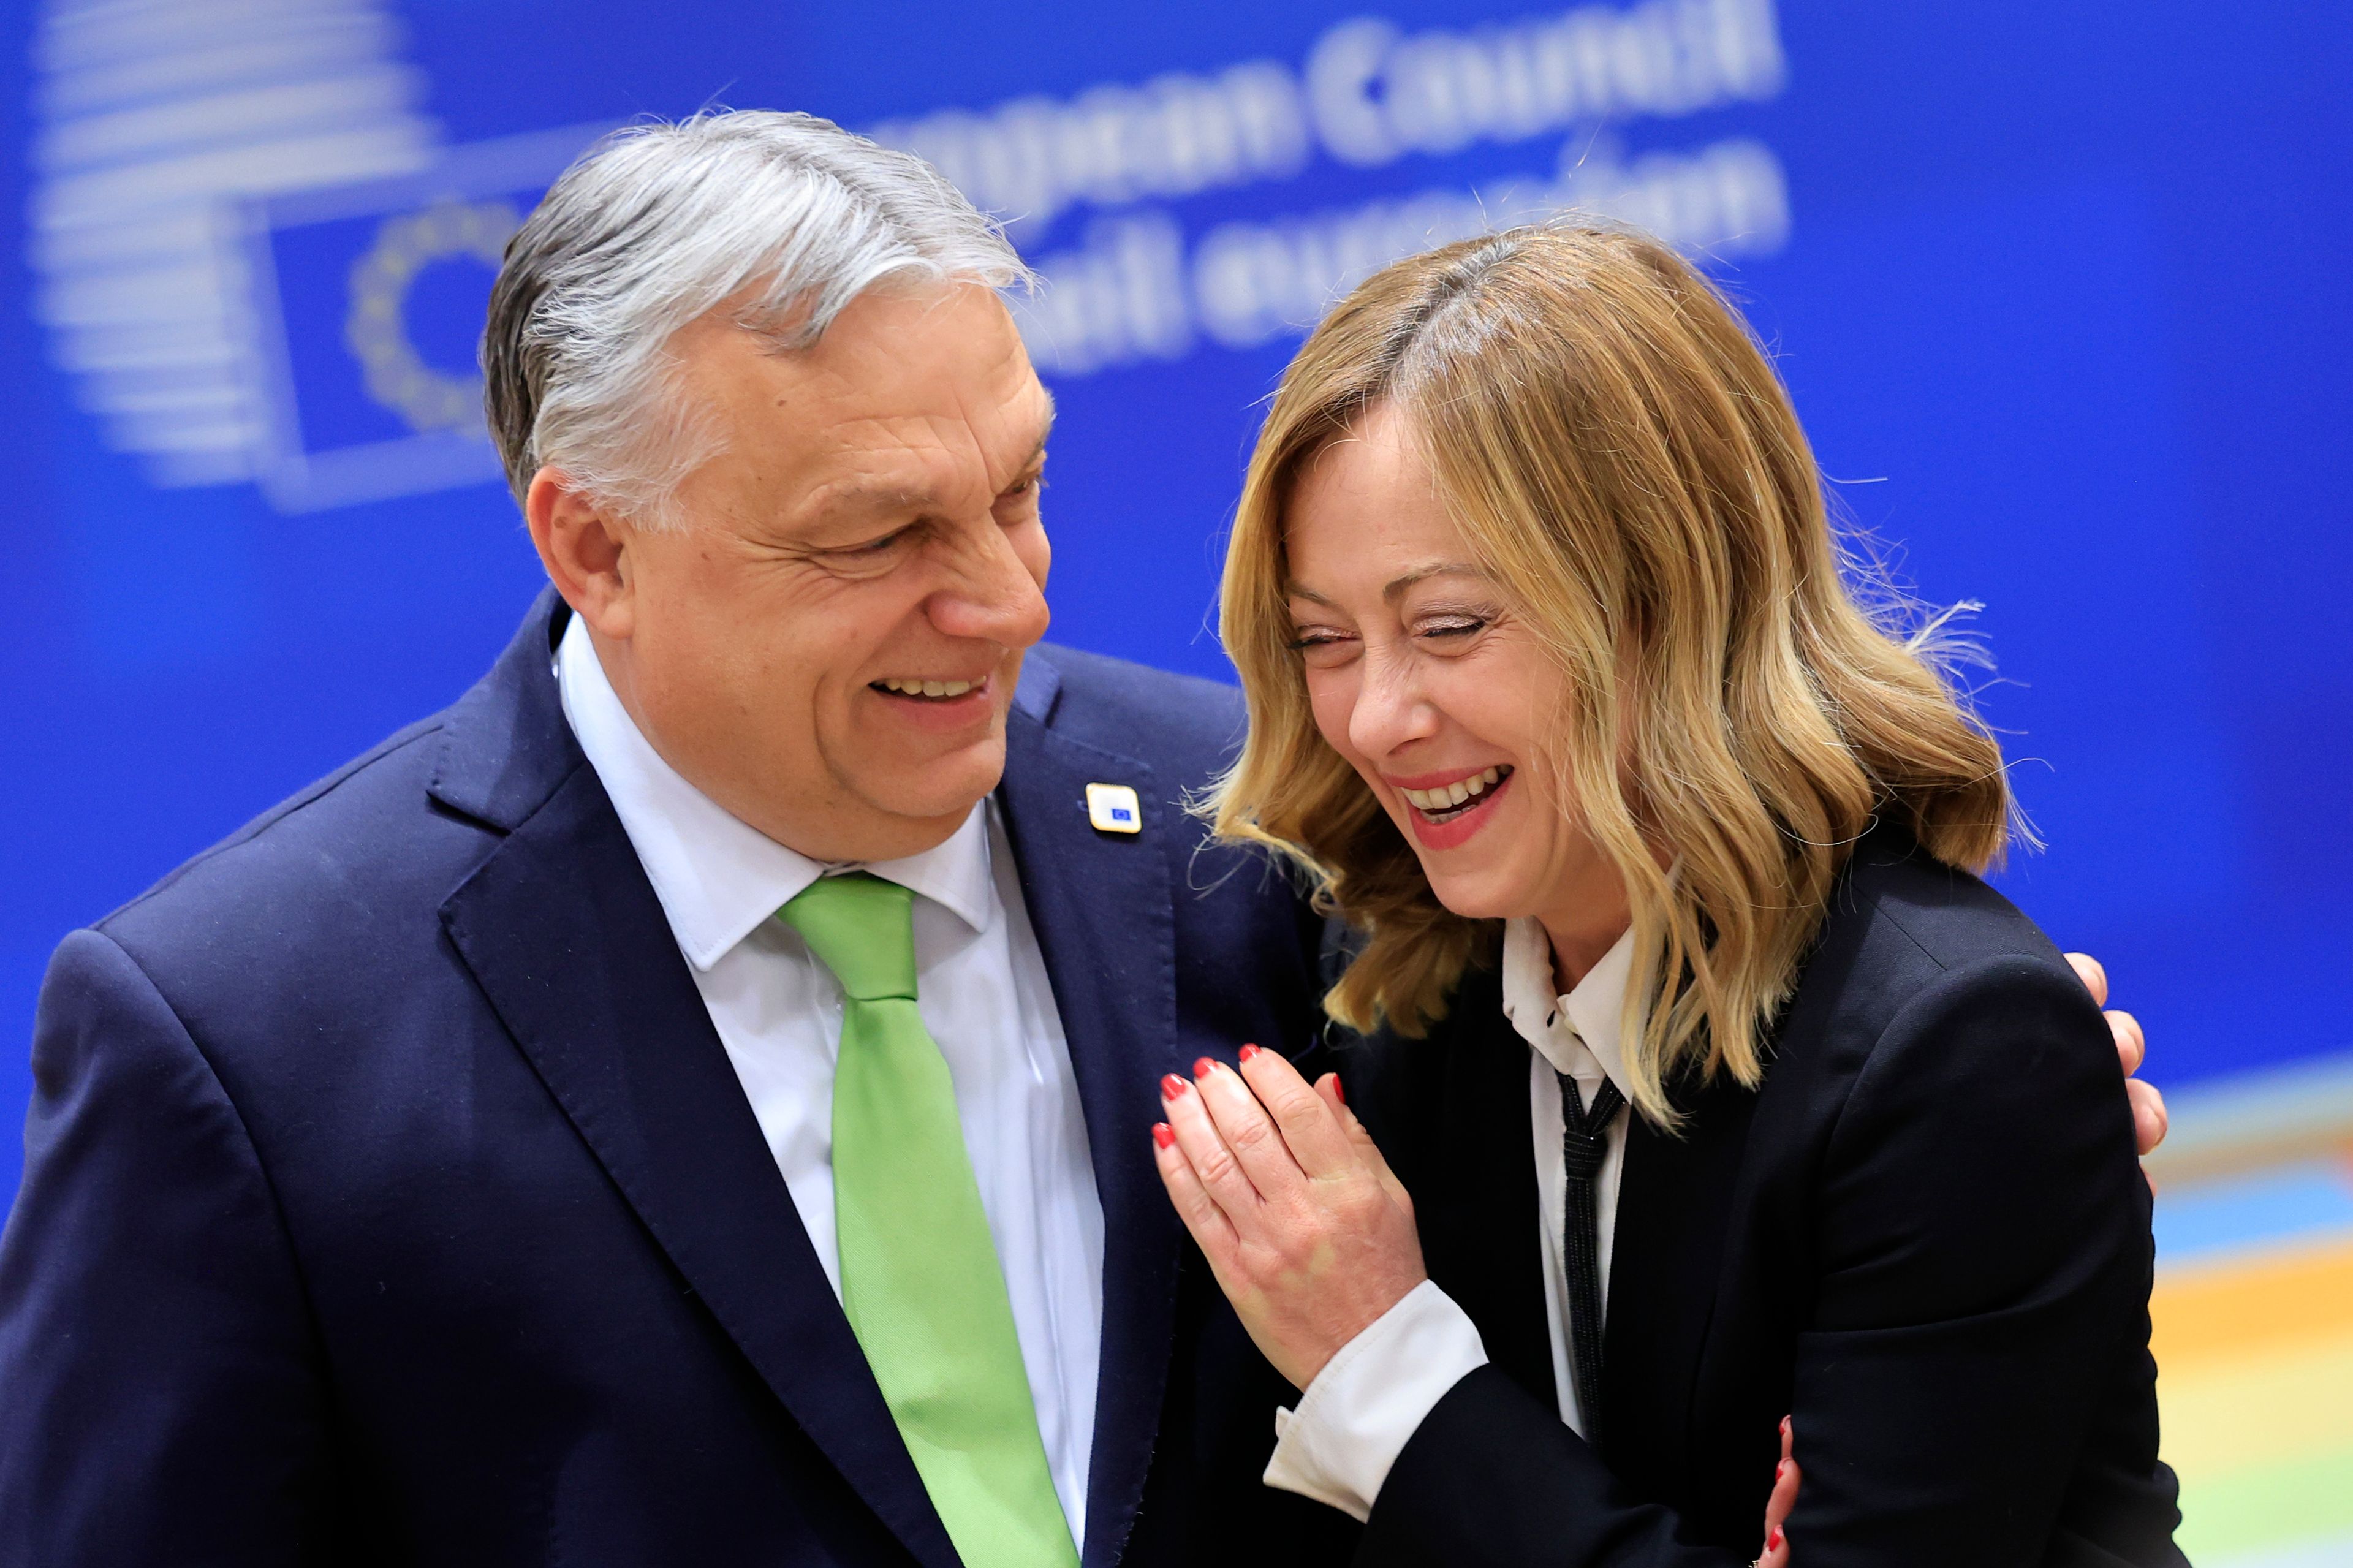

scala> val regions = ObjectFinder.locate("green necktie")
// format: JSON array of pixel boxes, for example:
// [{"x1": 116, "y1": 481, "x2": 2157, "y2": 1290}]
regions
[{"x1": 779, "y1": 873, "x2": 1080, "y2": 1568}]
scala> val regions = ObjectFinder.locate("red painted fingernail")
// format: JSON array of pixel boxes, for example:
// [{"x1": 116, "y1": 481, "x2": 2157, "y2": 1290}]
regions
[
  {"x1": 1152, "y1": 1122, "x2": 1176, "y2": 1149},
  {"x1": 1161, "y1": 1074, "x2": 1188, "y2": 1099},
  {"x1": 1776, "y1": 1461, "x2": 1787, "y2": 1482},
  {"x1": 1332, "y1": 1075, "x2": 1347, "y2": 1106},
  {"x1": 1239, "y1": 1043, "x2": 1261, "y2": 1062},
  {"x1": 1194, "y1": 1056, "x2": 1217, "y2": 1079},
  {"x1": 1768, "y1": 1528, "x2": 1783, "y2": 1552}
]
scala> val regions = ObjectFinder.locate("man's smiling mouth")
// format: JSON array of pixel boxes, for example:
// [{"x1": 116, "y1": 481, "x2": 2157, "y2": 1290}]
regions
[{"x1": 872, "y1": 676, "x2": 982, "y2": 701}]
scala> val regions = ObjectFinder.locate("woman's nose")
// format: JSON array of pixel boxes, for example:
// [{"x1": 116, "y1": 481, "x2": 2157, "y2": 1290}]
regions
[{"x1": 1347, "y1": 650, "x2": 1438, "y2": 759}]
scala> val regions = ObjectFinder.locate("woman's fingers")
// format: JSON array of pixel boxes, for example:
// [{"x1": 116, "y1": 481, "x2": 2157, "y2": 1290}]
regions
[
  {"x1": 1235, "y1": 1045, "x2": 1358, "y2": 1180},
  {"x1": 1191, "y1": 1054, "x2": 1313, "y2": 1202},
  {"x1": 1161, "y1": 1069, "x2": 1264, "y2": 1221},
  {"x1": 1319, "y1": 1074, "x2": 1415, "y2": 1221},
  {"x1": 1152, "y1": 1119, "x2": 1241, "y2": 1263},
  {"x1": 1757, "y1": 1415, "x2": 1797, "y2": 1567}
]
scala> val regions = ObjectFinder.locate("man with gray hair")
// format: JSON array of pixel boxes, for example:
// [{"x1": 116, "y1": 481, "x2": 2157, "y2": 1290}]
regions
[{"x1": 0, "y1": 111, "x2": 1346, "y2": 1566}]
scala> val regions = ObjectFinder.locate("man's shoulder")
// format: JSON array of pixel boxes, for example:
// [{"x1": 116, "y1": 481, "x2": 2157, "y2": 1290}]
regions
[
  {"x1": 93, "y1": 706, "x2": 499, "y2": 988},
  {"x1": 1023, "y1": 643, "x2": 1246, "y2": 780}
]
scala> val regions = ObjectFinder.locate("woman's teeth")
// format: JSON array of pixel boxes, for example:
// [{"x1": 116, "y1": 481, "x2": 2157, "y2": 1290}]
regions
[
  {"x1": 1400, "y1": 765, "x2": 1509, "y2": 816},
  {"x1": 876, "y1": 678, "x2": 976, "y2": 699}
]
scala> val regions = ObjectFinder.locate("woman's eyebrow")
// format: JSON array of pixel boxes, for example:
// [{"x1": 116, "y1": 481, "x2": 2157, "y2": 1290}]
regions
[
  {"x1": 1284, "y1": 562, "x2": 1484, "y2": 608},
  {"x1": 1381, "y1": 562, "x2": 1482, "y2": 602}
]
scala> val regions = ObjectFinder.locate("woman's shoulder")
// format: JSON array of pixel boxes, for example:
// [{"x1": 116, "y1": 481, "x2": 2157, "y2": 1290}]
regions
[
  {"x1": 1792, "y1": 822, "x2": 2080, "y2": 1037},
  {"x1": 1833, "y1": 821, "x2": 2067, "y2": 973},
  {"x1": 1779, "y1": 822, "x2": 2117, "y2": 1137},
  {"x1": 1780, "y1": 828, "x2": 2146, "y2": 1345}
]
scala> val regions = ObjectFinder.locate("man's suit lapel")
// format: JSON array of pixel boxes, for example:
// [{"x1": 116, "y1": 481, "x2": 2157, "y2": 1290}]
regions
[
  {"x1": 995, "y1": 657, "x2": 1184, "y2": 1568},
  {"x1": 433, "y1": 594, "x2": 960, "y2": 1568}
]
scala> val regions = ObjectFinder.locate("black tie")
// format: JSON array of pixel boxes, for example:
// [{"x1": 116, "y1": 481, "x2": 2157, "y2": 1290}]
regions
[{"x1": 1558, "y1": 1069, "x2": 1624, "y2": 1447}]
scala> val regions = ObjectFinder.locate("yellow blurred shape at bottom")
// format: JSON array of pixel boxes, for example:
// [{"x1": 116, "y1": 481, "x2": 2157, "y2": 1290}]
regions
[
  {"x1": 2154, "y1": 1241, "x2": 2353, "y2": 1370},
  {"x1": 2153, "y1": 1240, "x2": 2353, "y2": 1560}
]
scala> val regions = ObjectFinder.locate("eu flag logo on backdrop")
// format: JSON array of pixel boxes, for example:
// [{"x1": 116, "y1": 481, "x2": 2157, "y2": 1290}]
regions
[{"x1": 241, "y1": 125, "x2": 607, "y2": 513}]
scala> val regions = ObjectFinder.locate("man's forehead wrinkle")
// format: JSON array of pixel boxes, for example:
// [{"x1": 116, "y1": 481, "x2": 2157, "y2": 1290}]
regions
[
  {"x1": 791, "y1": 412, "x2": 1011, "y2": 527},
  {"x1": 941, "y1": 374, "x2": 1053, "y2": 493}
]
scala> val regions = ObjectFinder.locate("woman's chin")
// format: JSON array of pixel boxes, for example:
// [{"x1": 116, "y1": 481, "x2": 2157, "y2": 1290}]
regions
[{"x1": 1417, "y1": 863, "x2": 1540, "y2": 925}]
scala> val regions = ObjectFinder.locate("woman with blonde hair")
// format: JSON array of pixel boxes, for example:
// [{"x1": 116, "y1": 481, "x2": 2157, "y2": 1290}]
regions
[{"x1": 1150, "y1": 224, "x2": 2186, "y2": 1566}]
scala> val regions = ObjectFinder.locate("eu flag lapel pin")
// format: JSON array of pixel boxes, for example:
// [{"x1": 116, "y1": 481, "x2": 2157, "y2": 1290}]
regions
[{"x1": 1085, "y1": 782, "x2": 1143, "y2": 835}]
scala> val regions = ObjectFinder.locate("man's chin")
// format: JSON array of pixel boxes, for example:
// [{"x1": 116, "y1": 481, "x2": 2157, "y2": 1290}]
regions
[{"x1": 854, "y1": 740, "x2": 1009, "y2": 831}]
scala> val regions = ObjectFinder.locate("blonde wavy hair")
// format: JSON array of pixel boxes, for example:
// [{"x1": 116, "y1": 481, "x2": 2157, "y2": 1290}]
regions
[{"x1": 1211, "y1": 223, "x2": 2019, "y2": 1125}]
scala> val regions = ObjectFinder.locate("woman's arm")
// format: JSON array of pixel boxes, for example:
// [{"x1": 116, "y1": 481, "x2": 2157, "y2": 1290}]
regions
[
  {"x1": 1153, "y1": 954, "x2": 2177, "y2": 1567},
  {"x1": 1778, "y1": 952, "x2": 2179, "y2": 1565},
  {"x1": 1154, "y1": 1049, "x2": 1770, "y2": 1568}
]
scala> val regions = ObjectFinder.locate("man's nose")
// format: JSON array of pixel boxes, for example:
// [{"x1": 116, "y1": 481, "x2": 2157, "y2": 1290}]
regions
[
  {"x1": 1348, "y1": 647, "x2": 1438, "y2": 760},
  {"x1": 928, "y1": 521, "x2": 1051, "y2": 651}
]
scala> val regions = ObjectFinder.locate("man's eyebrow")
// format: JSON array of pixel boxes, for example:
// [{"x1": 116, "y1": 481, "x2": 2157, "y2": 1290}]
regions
[
  {"x1": 1008, "y1": 437, "x2": 1049, "y2": 483},
  {"x1": 804, "y1": 412, "x2": 1057, "y2": 526},
  {"x1": 809, "y1": 480, "x2": 936, "y2": 523},
  {"x1": 1010, "y1": 401, "x2": 1056, "y2": 480}
]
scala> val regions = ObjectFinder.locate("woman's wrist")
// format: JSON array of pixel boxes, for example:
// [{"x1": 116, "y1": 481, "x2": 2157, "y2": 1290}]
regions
[{"x1": 1262, "y1": 1280, "x2": 1490, "y2": 1523}]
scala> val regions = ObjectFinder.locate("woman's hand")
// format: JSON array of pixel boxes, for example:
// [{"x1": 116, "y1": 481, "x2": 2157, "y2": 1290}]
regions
[
  {"x1": 1152, "y1": 1046, "x2": 1426, "y2": 1390},
  {"x1": 1757, "y1": 1415, "x2": 1797, "y2": 1566}
]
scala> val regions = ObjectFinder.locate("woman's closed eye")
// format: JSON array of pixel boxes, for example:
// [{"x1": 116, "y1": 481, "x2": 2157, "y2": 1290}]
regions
[
  {"x1": 1287, "y1": 625, "x2": 1358, "y2": 659},
  {"x1": 1414, "y1": 612, "x2": 1490, "y2": 646}
]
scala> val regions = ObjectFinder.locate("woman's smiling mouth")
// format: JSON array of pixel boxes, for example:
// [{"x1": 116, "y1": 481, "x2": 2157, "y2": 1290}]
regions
[
  {"x1": 1397, "y1": 764, "x2": 1511, "y2": 822},
  {"x1": 1390, "y1": 764, "x2": 1515, "y2": 849}
]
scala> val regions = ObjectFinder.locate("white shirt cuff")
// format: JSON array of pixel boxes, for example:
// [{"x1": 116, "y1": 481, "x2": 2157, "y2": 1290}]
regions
[{"x1": 1260, "y1": 1279, "x2": 1490, "y2": 1522}]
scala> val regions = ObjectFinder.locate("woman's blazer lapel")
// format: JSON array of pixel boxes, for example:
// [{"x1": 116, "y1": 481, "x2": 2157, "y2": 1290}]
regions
[
  {"x1": 1358, "y1": 969, "x2": 1559, "y2": 1414},
  {"x1": 1602, "y1": 1071, "x2": 1760, "y2": 1492},
  {"x1": 1415, "y1": 977, "x2": 1763, "y2": 1482},
  {"x1": 1342, "y1": 960, "x2": 1760, "y2": 1488}
]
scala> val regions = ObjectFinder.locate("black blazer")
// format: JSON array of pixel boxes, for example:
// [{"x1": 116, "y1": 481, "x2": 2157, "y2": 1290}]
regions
[
  {"x1": 1322, "y1": 828, "x2": 2186, "y2": 1568},
  {"x1": 0, "y1": 591, "x2": 1346, "y2": 1568}
]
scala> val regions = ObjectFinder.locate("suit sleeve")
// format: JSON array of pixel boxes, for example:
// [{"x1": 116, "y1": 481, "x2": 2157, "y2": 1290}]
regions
[
  {"x1": 0, "y1": 929, "x2": 336, "y2": 1566},
  {"x1": 1784, "y1": 953, "x2": 2181, "y2": 1567},
  {"x1": 1357, "y1": 953, "x2": 2178, "y2": 1568}
]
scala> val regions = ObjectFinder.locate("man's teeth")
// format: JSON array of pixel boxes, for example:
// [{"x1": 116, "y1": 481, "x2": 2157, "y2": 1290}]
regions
[
  {"x1": 1400, "y1": 766, "x2": 1507, "y2": 813},
  {"x1": 877, "y1": 678, "x2": 976, "y2": 698}
]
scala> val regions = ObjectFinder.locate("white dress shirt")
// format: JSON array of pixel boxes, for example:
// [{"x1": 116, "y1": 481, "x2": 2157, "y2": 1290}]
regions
[
  {"x1": 555, "y1": 616, "x2": 1104, "y2": 1542},
  {"x1": 1263, "y1": 920, "x2": 1637, "y2": 1521}
]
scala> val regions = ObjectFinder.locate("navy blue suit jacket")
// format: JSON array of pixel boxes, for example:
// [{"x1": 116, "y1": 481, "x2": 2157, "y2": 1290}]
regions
[{"x1": 0, "y1": 594, "x2": 1351, "y2": 1567}]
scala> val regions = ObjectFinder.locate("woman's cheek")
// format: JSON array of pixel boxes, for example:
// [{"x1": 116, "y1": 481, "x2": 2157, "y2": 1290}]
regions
[{"x1": 1305, "y1": 668, "x2": 1362, "y2": 765}]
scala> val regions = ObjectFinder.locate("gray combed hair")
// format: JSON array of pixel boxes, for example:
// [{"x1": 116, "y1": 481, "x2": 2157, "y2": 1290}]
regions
[{"x1": 482, "y1": 109, "x2": 1031, "y2": 527}]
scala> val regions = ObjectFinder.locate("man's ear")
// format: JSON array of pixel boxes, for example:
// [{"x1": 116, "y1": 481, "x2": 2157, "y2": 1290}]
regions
[{"x1": 525, "y1": 468, "x2": 634, "y2": 640}]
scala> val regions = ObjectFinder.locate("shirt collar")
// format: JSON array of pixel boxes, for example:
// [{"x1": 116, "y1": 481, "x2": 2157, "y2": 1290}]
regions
[
  {"x1": 555, "y1": 613, "x2": 995, "y2": 972},
  {"x1": 1499, "y1": 916, "x2": 1637, "y2": 1100}
]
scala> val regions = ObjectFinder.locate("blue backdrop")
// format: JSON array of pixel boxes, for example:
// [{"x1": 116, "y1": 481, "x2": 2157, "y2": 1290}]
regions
[{"x1": 4, "y1": 0, "x2": 2349, "y2": 1203}]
